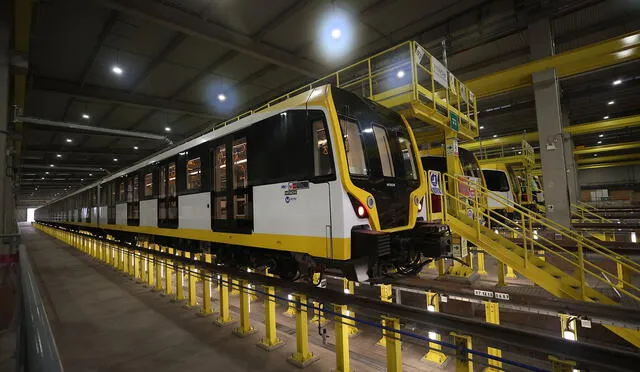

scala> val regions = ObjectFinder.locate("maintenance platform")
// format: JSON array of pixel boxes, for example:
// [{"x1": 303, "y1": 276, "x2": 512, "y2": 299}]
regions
[{"x1": 2, "y1": 1, "x2": 640, "y2": 372}]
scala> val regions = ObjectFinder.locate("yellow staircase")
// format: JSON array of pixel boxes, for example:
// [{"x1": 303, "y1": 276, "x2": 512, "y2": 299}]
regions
[{"x1": 439, "y1": 173, "x2": 640, "y2": 347}]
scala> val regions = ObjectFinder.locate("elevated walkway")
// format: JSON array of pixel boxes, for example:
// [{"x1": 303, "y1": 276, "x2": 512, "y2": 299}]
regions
[
  {"x1": 438, "y1": 174, "x2": 640, "y2": 348},
  {"x1": 19, "y1": 223, "x2": 372, "y2": 372}
]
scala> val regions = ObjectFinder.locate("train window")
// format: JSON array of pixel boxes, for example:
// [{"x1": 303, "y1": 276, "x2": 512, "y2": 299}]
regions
[
  {"x1": 126, "y1": 178, "x2": 133, "y2": 202},
  {"x1": 186, "y1": 157, "x2": 201, "y2": 190},
  {"x1": 312, "y1": 119, "x2": 333, "y2": 177},
  {"x1": 159, "y1": 167, "x2": 166, "y2": 199},
  {"x1": 340, "y1": 118, "x2": 367, "y2": 176},
  {"x1": 133, "y1": 175, "x2": 139, "y2": 202},
  {"x1": 373, "y1": 125, "x2": 395, "y2": 177},
  {"x1": 168, "y1": 163, "x2": 176, "y2": 197},
  {"x1": 232, "y1": 138, "x2": 249, "y2": 219},
  {"x1": 119, "y1": 182, "x2": 125, "y2": 202},
  {"x1": 213, "y1": 144, "x2": 227, "y2": 219},
  {"x1": 144, "y1": 173, "x2": 153, "y2": 197},
  {"x1": 168, "y1": 162, "x2": 177, "y2": 220},
  {"x1": 397, "y1": 137, "x2": 418, "y2": 180}
]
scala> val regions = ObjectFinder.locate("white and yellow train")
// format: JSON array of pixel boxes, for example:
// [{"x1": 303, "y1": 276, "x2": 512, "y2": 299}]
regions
[{"x1": 35, "y1": 85, "x2": 451, "y2": 282}]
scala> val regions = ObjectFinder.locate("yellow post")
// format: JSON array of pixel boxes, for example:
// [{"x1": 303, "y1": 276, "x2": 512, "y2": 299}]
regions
[
  {"x1": 164, "y1": 248, "x2": 174, "y2": 297},
  {"x1": 233, "y1": 279, "x2": 256, "y2": 337},
  {"x1": 258, "y1": 269, "x2": 283, "y2": 351},
  {"x1": 423, "y1": 291, "x2": 447, "y2": 366},
  {"x1": 549, "y1": 356, "x2": 577, "y2": 372},
  {"x1": 342, "y1": 279, "x2": 361, "y2": 337},
  {"x1": 496, "y1": 261, "x2": 506, "y2": 286},
  {"x1": 559, "y1": 314, "x2": 578, "y2": 341},
  {"x1": 214, "y1": 274, "x2": 235, "y2": 326},
  {"x1": 173, "y1": 255, "x2": 186, "y2": 302},
  {"x1": 154, "y1": 247, "x2": 163, "y2": 291},
  {"x1": 483, "y1": 302, "x2": 502, "y2": 372},
  {"x1": 384, "y1": 316, "x2": 402, "y2": 372},
  {"x1": 287, "y1": 294, "x2": 318, "y2": 368},
  {"x1": 199, "y1": 254, "x2": 213, "y2": 316},
  {"x1": 505, "y1": 265, "x2": 517, "y2": 279},
  {"x1": 186, "y1": 252, "x2": 198, "y2": 308},
  {"x1": 123, "y1": 247, "x2": 130, "y2": 275},
  {"x1": 334, "y1": 304, "x2": 350, "y2": 372},
  {"x1": 146, "y1": 249, "x2": 155, "y2": 287},
  {"x1": 230, "y1": 279, "x2": 240, "y2": 296},
  {"x1": 477, "y1": 252, "x2": 488, "y2": 275},
  {"x1": 450, "y1": 332, "x2": 473, "y2": 372},
  {"x1": 377, "y1": 284, "x2": 393, "y2": 347}
]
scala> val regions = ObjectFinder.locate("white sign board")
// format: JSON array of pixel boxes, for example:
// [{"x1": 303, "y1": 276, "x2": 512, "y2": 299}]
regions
[
  {"x1": 431, "y1": 56, "x2": 448, "y2": 87},
  {"x1": 429, "y1": 170, "x2": 443, "y2": 196}
]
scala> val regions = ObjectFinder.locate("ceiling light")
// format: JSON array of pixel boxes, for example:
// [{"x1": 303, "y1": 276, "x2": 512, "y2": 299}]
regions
[
  {"x1": 331, "y1": 28, "x2": 342, "y2": 39},
  {"x1": 66, "y1": 138, "x2": 72, "y2": 143},
  {"x1": 82, "y1": 113, "x2": 90, "y2": 119},
  {"x1": 479, "y1": 126, "x2": 484, "y2": 130},
  {"x1": 56, "y1": 154, "x2": 62, "y2": 158},
  {"x1": 597, "y1": 141, "x2": 602, "y2": 144},
  {"x1": 133, "y1": 146, "x2": 139, "y2": 150},
  {"x1": 396, "y1": 70, "x2": 405, "y2": 79},
  {"x1": 492, "y1": 134, "x2": 498, "y2": 138},
  {"x1": 165, "y1": 127, "x2": 171, "y2": 132},
  {"x1": 89, "y1": 173, "x2": 93, "y2": 176},
  {"x1": 112, "y1": 65, "x2": 124, "y2": 75},
  {"x1": 608, "y1": 100, "x2": 615, "y2": 105},
  {"x1": 613, "y1": 79, "x2": 622, "y2": 86},
  {"x1": 599, "y1": 134, "x2": 604, "y2": 138},
  {"x1": 41, "y1": 177, "x2": 44, "y2": 180},
  {"x1": 217, "y1": 93, "x2": 227, "y2": 102},
  {"x1": 594, "y1": 154, "x2": 598, "y2": 157},
  {"x1": 603, "y1": 116, "x2": 609, "y2": 120},
  {"x1": 49, "y1": 164, "x2": 54, "y2": 167},
  {"x1": 113, "y1": 158, "x2": 118, "y2": 162},
  {"x1": 45, "y1": 172, "x2": 49, "y2": 175}
]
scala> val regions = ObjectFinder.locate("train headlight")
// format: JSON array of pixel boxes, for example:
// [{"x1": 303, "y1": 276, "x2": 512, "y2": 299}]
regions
[
  {"x1": 356, "y1": 205, "x2": 367, "y2": 218},
  {"x1": 366, "y1": 195, "x2": 375, "y2": 209}
]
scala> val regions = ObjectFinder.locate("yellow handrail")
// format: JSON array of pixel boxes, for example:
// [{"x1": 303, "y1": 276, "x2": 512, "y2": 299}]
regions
[
  {"x1": 571, "y1": 203, "x2": 613, "y2": 223},
  {"x1": 440, "y1": 173, "x2": 639, "y2": 304}
]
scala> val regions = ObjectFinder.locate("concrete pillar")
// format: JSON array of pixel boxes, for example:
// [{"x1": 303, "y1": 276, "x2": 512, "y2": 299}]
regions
[
  {"x1": 0, "y1": 2, "x2": 13, "y2": 234},
  {"x1": 561, "y1": 110, "x2": 579, "y2": 206},
  {"x1": 529, "y1": 18, "x2": 571, "y2": 227}
]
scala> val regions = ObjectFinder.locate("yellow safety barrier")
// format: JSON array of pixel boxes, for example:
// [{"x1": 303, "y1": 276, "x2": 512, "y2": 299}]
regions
[
  {"x1": 440, "y1": 172, "x2": 640, "y2": 347},
  {"x1": 287, "y1": 294, "x2": 318, "y2": 368},
  {"x1": 571, "y1": 202, "x2": 613, "y2": 223}
]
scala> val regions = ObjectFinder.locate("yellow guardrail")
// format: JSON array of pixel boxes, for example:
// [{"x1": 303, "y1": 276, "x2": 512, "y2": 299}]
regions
[
  {"x1": 571, "y1": 203, "x2": 613, "y2": 223},
  {"x1": 440, "y1": 173, "x2": 639, "y2": 304},
  {"x1": 212, "y1": 41, "x2": 478, "y2": 139}
]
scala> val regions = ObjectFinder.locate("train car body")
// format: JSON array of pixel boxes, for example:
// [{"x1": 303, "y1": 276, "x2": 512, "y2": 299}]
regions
[{"x1": 36, "y1": 85, "x2": 451, "y2": 281}]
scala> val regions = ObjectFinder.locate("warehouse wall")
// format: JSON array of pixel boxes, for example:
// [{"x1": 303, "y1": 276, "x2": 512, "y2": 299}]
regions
[
  {"x1": 15, "y1": 208, "x2": 27, "y2": 222},
  {"x1": 577, "y1": 165, "x2": 640, "y2": 187}
]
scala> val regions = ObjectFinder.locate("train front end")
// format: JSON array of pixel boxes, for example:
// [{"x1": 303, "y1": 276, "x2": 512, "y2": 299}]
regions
[{"x1": 327, "y1": 87, "x2": 451, "y2": 281}]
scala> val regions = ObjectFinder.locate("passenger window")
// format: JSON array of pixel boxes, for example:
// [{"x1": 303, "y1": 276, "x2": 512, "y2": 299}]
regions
[
  {"x1": 119, "y1": 182, "x2": 125, "y2": 202},
  {"x1": 312, "y1": 120, "x2": 333, "y2": 177},
  {"x1": 340, "y1": 118, "x2": 367, "y2": 176},
  {"x1": 213, "y1": 144, "x2": 227, "y2": 219},
  {"x1": 232, "y1": 138, "x2": 250, "y2": 219},
  {"x1": 159, "y1": 167, "x2": 166, "y2": 199},
  {"x1": 373, "y1": 125, "x2": 395, "y2": 177},
  {"x1": 186, "y1": 157, "x2": 201, "y2": 190},
  {"x1": 133, "y1": 176, "x2": 139, "y2": 202},
  {"x1": 168, "y1": 162, "x2": 177, "y2": 220},
  {"x1": 397, "y1": 137, "x2": 417, "y2": 180},
  {"x1": 144, "y1": 173, "x2": 153, "y2": 197},
  {"x1": 126, "y1": 178, "x2": 133, "y2": 202},
  {"x1": 168, "y1": 163, "x2": 176, "y2": 197}
]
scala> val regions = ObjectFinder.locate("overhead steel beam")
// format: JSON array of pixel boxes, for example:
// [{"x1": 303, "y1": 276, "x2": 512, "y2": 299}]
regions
[
  {"x1": 91, "y1": 0, "x2": 324, "y2": 77},
  {"x1": 577, "y1": 153, "x2": 640, "y2": 165},
  {"x1": 17, "y1": 116, "x2": 173, "y2": 144},
  {"x1": 19, "y1": 165, "x2": 111, "y2": 172},
  {"x1": 131, "y1": 33, "x2": 187, "y2": 94},
  {"x1": 455, "y1": 115, "x2": 640, "y2": 151},
  {"x1": 80, "y1": 10, "x2": 119, "y2": 87},
  {"x1": 578, "y1": 160, "x2": 640, "y2": 170},
  {"x1": 32, "y1": 76, "x2": 225, "y2": 119},
  {"x1": 25, "y1": 145, "x2": 154, "y2": 157},
  {"x1": 466, "y1": 30, "x2": 640, "y2": 98},
  {"x1": 574, "y1": 141, "x2": 640, "y2": 155}
]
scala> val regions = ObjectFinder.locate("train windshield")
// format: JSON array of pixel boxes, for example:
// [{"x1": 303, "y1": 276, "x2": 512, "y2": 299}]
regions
[
  {"x1": 332, "y1": 86, "x2": 420, "y2": 229},
  {"x1": 483, "y1": 170, "x2": 510, "y2": 192}
]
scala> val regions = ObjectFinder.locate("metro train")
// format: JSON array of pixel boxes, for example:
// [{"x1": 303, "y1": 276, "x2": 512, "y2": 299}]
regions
[{"x1": 35, "y1": 85, "x2": 451, "y2": 282}]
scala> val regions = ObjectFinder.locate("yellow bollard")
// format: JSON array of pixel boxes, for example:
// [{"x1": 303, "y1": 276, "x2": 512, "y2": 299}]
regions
[
  {"x1": 287, "y1": 294, "x2": 318, "y2": 368},
  {"x1": 198, "y1": 254, "x2": 213, "y2": 316},
  {"x1": 185, "y1": 252, "x2": 198, "y2": 308},
  {"x1": 214, "y1": 274, "x2": 235, "y2": 326},
  {"x1": 505, "y1": 265, "x2": 517, "y2": 279},
  {"x1": 233, "y1": 279, "x2": 256, "y2": 337},
  {"x1": 483, "y1": 302, "x2": 502, "y2": 371},
  {"x1": 384, "y1": 316, "x2": 402, "y2": 372},
  {"x1": 423, "y1": 291, "x2": 447, "y2": 366},
  {"x1": 549, "y1": 356, "x2": 577, "y2": 372},
  {"x1": 134, "y1": 251, "x2": 142, "y2": 281},
  {"x1": 164, "y1": 248, "x2": 174, "y2": 297},
  {"x1": 173, "y1": 258, "x2": 186, "y2": 302},
  {"x1": 334, "y1": 304, "x2": 350, "y2": 372},
  {"x1": 146, "y1": 251, "x2": 155, "y2": 287},
  {"x1": 450, "y1": 332, "x2": 473, "y2": 372},
  {"x1": 377, "y1": 284, "x2": 393, "y2": 347},
  {"x1": 123, "y1": 247, "x2": 130, "y2": 274},
  {"x1": 342, "y1": 279, "x2": 361, "y2": 337},
  {"x1": 155, "y1": 247, "x2": 163, "y2": 291},
  {"x1": 257, "y1": 270, "x2": 283, "y2": 351},
  {"x1": 477, "y1": 252, "x2": 488, "y2": 275},
  {"x1": 230, "y1": 279, "x2": 240, "y2": 296}
]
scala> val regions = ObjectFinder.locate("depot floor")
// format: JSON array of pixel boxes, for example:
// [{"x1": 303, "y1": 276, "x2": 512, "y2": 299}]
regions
[{"x1": 21, "y1": 223, "x2": 450, "y2": 372}]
